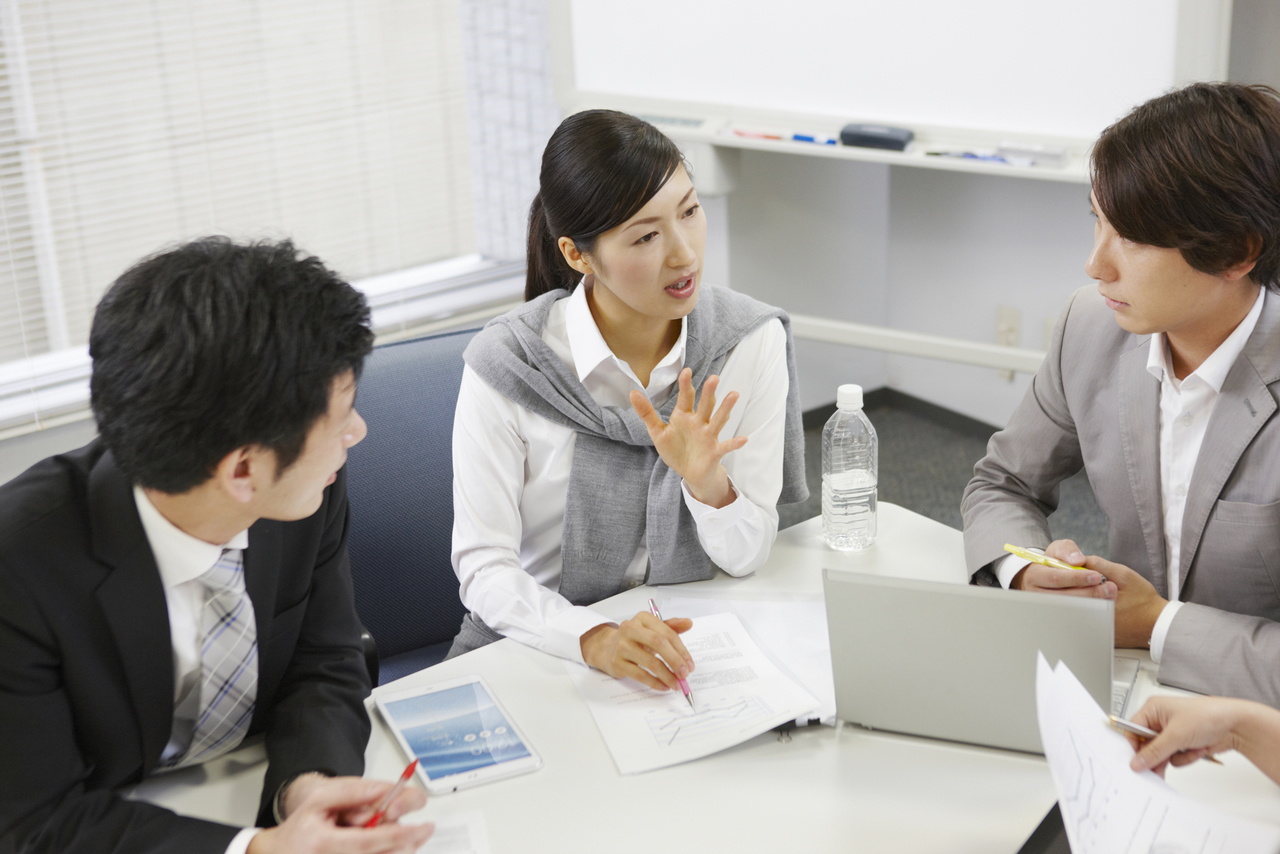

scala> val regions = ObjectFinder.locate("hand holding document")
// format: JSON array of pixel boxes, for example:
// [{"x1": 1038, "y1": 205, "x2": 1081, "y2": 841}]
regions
[
  {"x1": 1035, "y1": 654, "x2": 1280, "y2": 854},
  {"x1": 567, "y1": 612, "x2": 818, "y2": 775}
]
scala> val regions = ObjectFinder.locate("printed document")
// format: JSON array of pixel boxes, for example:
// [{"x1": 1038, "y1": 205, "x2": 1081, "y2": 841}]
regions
[
  {"x1": 660, "y1": 594, "x2": 835, "y2": 724},
  {"x1": 567, "y1": 612, "x2": 818, "y2": 774},
  {"x1": 1036, "y1": 654, "x2": 1280, "y2": 854}
]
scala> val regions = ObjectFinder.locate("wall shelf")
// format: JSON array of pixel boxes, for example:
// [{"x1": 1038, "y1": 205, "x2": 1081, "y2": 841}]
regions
[{"x1": 653, "y1": 116, "x2": 1089, "y2": 185}]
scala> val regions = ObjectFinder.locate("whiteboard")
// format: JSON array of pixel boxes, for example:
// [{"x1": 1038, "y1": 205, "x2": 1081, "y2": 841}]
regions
[{"x1": 566, "y1": 0, "x2": 1229, "y2": 143}]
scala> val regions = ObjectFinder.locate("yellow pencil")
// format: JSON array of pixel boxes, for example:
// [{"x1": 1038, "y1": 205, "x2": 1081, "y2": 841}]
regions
[{"x1": 1003, "y1": 543, "x2": 1105, "y2": 581}]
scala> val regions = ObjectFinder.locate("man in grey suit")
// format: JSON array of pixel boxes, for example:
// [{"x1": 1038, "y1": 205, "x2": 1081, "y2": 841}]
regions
[{"x1": 963, "y1": 82, "x2": 1280, "y2": 707}]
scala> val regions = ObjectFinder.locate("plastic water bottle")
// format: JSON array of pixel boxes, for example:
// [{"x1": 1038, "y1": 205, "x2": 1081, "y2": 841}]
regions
[{"x1": 822, "y1": 383, "x2": 878, "y2": 551}]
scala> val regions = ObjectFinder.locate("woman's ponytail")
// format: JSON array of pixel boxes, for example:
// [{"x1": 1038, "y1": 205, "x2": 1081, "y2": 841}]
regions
[{"x1": 524, "y1": 192, "x2": 580, "y2": 301}]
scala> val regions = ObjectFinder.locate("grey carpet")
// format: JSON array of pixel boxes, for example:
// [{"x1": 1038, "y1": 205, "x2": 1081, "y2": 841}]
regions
[{"x1": 778, "y1": 397, "x2": 1109, "y2": 561}]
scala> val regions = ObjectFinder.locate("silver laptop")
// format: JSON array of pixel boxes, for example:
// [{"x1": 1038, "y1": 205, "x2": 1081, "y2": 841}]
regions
[{"x1": 823, "y1": 569, "x2": 1115, "y2": 754}]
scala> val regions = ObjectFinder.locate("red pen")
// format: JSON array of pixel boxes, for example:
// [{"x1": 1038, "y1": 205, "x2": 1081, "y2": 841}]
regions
[
  {"x1": 363, "y1": 758, "x2": 419, "y2": 828},
  {"x1": 648, "y1": 598, "x2": 695, "y2": 709}
]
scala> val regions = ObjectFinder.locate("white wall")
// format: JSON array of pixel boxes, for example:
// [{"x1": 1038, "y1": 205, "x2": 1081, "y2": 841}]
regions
[
  {"x1": 699, "y1": 194, "x2": 731, "y2": 296},
  {"x1": 711, "y1": 152, "x2": 1087, "y2": 426},
  {"x1": 883, "y1": 169, "x2": 1093, "y2": 426},
  {"x1": 722, "y1": 154, "x2": 1230, "y2": 428},
  {"x1": 723, "y1": 151, "x2": 889, "y2": 412},
  {"x1": 1229, "y1": 0, "x2": 1280, "y2": 91}
]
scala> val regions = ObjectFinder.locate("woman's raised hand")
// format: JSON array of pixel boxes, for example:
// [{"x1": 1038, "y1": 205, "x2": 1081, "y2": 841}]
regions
[{"x1": 630, "y1": 367, "x2": 746, "y2": 508}]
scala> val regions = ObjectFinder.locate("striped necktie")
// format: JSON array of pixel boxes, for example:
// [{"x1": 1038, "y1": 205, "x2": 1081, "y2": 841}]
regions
[{"x1": 172, "y1": 547, "x2": 259, "y2": 767}]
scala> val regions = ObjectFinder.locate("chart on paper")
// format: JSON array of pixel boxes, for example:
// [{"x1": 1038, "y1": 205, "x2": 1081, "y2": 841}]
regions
[
  {"x1": 646, "y1": 697, "x2": 772, "y2": 747},
  {"x1": 566, "y1": 612, "x2": 818, "y2": 774},
  {"x1": 1036, "y1": 655, "x2": 1280, "y2": 854},
  {"x1": 1057, "y1": 723, "x2": 1219, "y2": 852}
]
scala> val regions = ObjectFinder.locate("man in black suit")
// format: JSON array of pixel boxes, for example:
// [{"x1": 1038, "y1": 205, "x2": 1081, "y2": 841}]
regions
[{"x1": 0, "y1": 239, "x2": 433, "y2": 854}]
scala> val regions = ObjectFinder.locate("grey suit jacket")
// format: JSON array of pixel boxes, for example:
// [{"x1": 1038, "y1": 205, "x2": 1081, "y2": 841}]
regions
[{"x1": 962, "y1": 286, "x2": 1280, "y2": 706}]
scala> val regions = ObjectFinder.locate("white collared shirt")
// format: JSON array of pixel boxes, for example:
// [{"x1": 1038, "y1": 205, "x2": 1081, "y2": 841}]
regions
[
  {"x1": 451, "y1": 283, "x2": 790, "y2": 663},
  {"x1": 995, "y1": 289, "x2": 1265, "y2": 664},
  {"x1": 1147, "y1": 287, "x2": 1265, "y2": 661},
  {"x1": 133, "y1": 487, "x2": 258, "y2": 854}
]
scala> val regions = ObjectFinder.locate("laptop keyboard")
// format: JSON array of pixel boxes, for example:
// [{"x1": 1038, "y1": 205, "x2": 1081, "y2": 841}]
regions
[{"x1": 1111, "y1": 656, "x2": 1140, "y2": 716}]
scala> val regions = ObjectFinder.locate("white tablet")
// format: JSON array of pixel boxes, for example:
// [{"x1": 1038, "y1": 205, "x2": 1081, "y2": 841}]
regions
[{"x1": 374, "y1": 675, "x2": 541, "y2": 793}]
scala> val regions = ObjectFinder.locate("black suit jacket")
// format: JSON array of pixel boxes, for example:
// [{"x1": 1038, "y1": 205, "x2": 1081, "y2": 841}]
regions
[{"x1": 0, "y1": 440, "x2": 372, "y2": 853}]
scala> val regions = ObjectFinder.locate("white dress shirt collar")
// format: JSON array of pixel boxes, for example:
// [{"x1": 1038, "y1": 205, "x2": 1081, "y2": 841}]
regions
[
  {"x1": 564, "y1": 278, "x2": 688, "y2": 390},
  {"x1": 1145, "y1": 287, "x2": 1266, "y2": 392},
  {"x1": 133, "y1": 485, "x2": 250, "y2": 589}
]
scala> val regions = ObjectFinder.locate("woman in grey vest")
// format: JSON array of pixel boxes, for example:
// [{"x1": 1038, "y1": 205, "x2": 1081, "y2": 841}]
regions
[{"x1": 448, "y1": 110, "x2": 807, "y2": 693}]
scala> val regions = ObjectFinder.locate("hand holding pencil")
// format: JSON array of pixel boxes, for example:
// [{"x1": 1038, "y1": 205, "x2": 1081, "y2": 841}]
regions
[{"x1": 1003, "y1": 540, "x2": 1117, "y2": 600}]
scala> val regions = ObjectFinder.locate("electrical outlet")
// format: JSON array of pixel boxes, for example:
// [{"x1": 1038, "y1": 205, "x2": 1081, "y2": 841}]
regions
[{"x1": 995, "y1": 305, "x2": 1019, "y2": 382}]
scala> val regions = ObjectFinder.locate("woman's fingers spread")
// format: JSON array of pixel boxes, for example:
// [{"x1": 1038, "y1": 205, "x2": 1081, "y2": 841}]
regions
[
  {"x1": 717, "y1": 435, "x2": 748, "y2": 457},
  {"x1": 695, "y1": 375, "x2": 719, "y2": 419},
  {"x1": 629, "y1": 390, "x2": 664, "y2": 433},
  {"x1": 708, "y1": 390, "x2": 738, "y2": 433},
  {"x1": 675, "y1": 367, "x2": 696, "y2": 412}
]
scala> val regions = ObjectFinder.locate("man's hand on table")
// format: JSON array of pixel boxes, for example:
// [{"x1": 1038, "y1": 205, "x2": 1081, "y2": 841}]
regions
[{"x1": 1009, "y1": 538, "x2": 1166, "y2": 649}]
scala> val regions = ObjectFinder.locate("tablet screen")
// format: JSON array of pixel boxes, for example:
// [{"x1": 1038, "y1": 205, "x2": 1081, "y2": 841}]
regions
[{"x1": 381, "y1": 681, "x2": 532, "y2": 780}]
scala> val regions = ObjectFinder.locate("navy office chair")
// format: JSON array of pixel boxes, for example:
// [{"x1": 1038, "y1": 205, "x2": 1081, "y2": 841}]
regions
[{"x1": 345, "y1": 328, "x2": 479, "y2": 685}]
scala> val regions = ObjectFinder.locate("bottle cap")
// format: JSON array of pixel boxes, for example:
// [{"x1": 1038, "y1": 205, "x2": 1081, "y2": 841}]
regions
[{"x1": 837, "y1": 384, "x2": 863, "y2": 410}]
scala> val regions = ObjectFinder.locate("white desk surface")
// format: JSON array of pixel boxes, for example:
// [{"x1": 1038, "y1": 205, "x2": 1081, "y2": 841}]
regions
[{"x1": 131, "y1": 503, "x2": 1280, "y2": 852}]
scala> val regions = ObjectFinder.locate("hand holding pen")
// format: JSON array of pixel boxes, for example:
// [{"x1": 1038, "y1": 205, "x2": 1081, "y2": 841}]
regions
[
  {"x1": 247, "y1": 767, "x2": 431, "y2": 854},
  {"x1": 364, "y1": 759, "x2": 420, "y2": 827},
  {"x1": 1122, "y1": 696, "x2": 1280, "y2": 786},
  {"x1": 579, "y1": 608, "x2": 695, "y2": 693},
  {"x1": 649, "y1": 599, "x2": 695, "y2": 709},
  {"x1": 1110, "y1": 714, "x2": 1223, "y2": 769}
]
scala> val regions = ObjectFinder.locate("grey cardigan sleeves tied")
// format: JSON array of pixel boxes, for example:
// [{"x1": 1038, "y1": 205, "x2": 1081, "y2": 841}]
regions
[{"x1": 462, "y1": 283, "x2": 807, "y2": 608}]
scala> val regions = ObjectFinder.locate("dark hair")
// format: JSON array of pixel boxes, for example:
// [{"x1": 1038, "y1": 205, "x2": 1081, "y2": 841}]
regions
[
  {"x1": 89, "y1": 237, "x2": 374, "y2": 493},
  {"x1": 525, "y1": 109, "x2": 686, "y2": 300},
  {"x1": 1091, "y1": 82, "x2": 1280, "y2": 290}
]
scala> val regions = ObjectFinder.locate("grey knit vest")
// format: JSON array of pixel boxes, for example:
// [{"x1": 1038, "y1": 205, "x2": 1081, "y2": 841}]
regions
[{"x1": 446, "y1": 284, "x2": 807, "y2": 658}]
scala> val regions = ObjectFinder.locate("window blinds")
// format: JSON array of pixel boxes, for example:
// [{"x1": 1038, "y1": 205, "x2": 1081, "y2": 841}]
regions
[{"x1": 0, "y1": 0, "x2": 475, "y2": 427}]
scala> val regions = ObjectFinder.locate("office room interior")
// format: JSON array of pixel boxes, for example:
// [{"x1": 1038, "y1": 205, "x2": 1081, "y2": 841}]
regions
[
  {"x1": 2, "y1": 0, "x2": 1279, "y2": 494},
  {"x1": 11, "y1": 1, "x2": 1280, "y2": 851}
]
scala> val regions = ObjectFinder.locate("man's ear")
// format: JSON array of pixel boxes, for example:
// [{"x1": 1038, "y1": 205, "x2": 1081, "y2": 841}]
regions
[
  {"x1": 557, "y1": 237, "x2": 593, "y2": 275},
  {"x1": 1223, "y1": 234, "x2": 1263, "y2": 282},
  {"x1": 213, "y1": 446, "x2": 261, "y2": 505}
]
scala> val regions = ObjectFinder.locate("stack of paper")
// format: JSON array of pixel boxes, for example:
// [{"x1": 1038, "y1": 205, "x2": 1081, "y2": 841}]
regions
[
  {"x1": 1035, "y1": 654, "x2": 1280, "y2": 854},
  {"x1": 566, "y1": 612, "x2": 818, "y2": 774}
]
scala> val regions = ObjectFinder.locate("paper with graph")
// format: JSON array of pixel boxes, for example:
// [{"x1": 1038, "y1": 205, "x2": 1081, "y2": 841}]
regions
[
  {"x1": 1036, "y1": 654, "x2": 1280, "y2": 854},
  {"x1": 567, "y1": 612, "x2": 818, "y2": 774}
]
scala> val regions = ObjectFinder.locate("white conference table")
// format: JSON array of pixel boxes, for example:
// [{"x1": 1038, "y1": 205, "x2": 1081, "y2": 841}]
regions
[{"x1": 133, "y1": 503, "x2": 1280, "y2": 852}]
